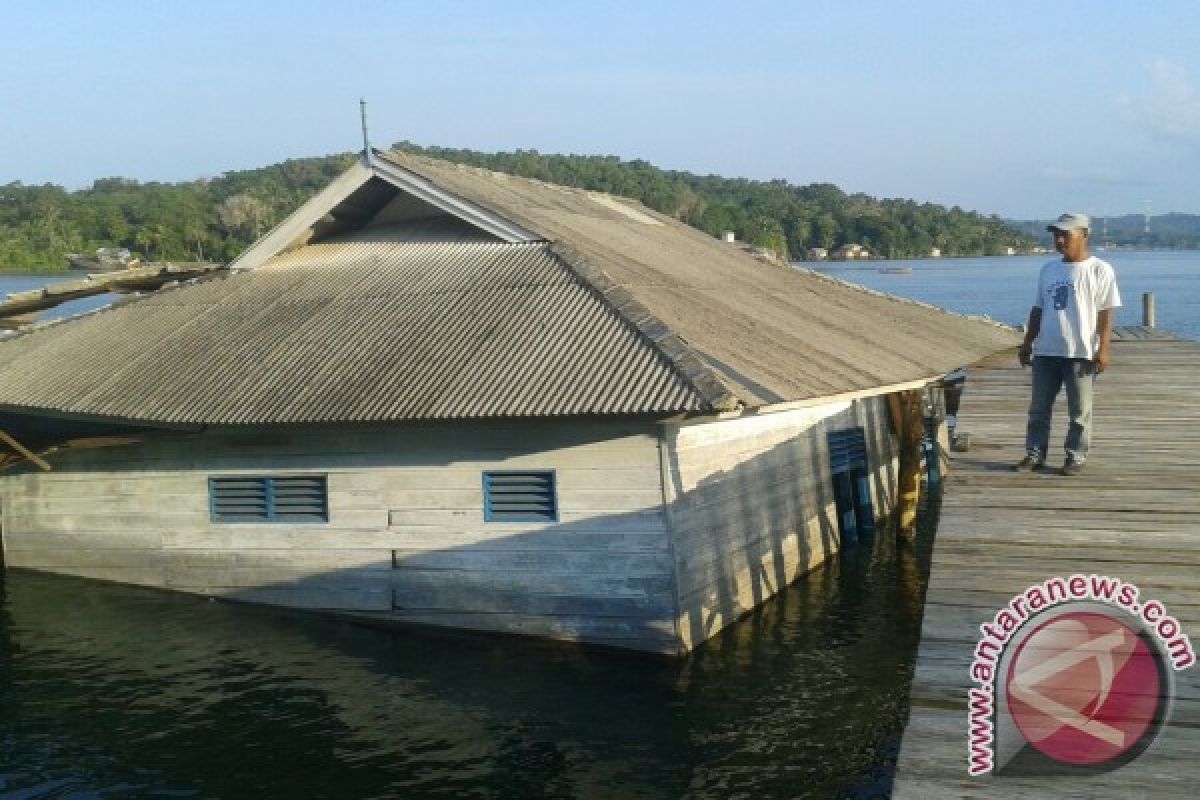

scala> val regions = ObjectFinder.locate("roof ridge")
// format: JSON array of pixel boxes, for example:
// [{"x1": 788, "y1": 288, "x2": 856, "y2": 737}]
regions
[
  {"x1": 548, "y1": 243, "x2": 741, "y2": 412},
  {"x1": 382, "y1": 150, "x2": 1015, "y2": 332},
  {"x1": 382, "y1": 149, "x2": 634, "y2": 207}
]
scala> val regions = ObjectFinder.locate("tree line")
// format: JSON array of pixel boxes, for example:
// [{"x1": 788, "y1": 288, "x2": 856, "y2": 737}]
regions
[
  {"x1": 0, "y1": 155, "x2": 355, "y2": 271},
  {"x1": 392, "y1": 142, "x2": 1035, "y2": 260},
  {"x1": 2, "y1": 145, "x2": 1033, "y2": 272}
]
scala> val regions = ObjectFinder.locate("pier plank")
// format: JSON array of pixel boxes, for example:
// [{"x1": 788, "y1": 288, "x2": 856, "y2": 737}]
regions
[{"x1": 893, "y1": 333, "x2": 1200, "y2": 797}]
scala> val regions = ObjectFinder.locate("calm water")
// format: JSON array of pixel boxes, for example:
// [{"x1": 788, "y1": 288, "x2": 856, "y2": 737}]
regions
[
  {"x1": 0, "y1": 272, "x2": 118, "y2": 323},
  {"x1": 811, "y1": 250, "x2": 1200, "y2": 340},
  {"x1": 0, "y1": 507, "x2": 934, "y2": 800}
]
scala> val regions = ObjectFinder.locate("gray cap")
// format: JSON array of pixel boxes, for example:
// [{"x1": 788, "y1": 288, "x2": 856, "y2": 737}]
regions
[{"x1": 1047, "y1": 212, "x2": 1089, "y2": 233}]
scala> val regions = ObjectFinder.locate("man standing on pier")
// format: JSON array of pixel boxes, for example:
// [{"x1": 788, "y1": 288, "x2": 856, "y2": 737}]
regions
[{"x1": 1015, "y1": 213, "x2": 1121, "y2": 476}]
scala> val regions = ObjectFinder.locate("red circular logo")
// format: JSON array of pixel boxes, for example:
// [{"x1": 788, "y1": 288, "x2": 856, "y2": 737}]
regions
[{"x1": 1005, "y1": 611, "x2": 1167, "y2": 766}]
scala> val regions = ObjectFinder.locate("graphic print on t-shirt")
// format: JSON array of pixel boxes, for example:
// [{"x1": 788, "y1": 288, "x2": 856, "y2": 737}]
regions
[{"x1": 1052, "y1": 283, "x2": 1070, "y2": 310}]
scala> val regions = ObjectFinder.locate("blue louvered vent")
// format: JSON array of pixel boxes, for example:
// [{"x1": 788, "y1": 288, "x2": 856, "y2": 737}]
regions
[
  {"x1": 210, "y1": 475, "x2": 328, "y2": 523},
  {"x1": 483, "y1": 471, "x2": 557, "y2": 522},
  {"x1": 827, "y1": 428, "x2": 868, "y2": 474}
]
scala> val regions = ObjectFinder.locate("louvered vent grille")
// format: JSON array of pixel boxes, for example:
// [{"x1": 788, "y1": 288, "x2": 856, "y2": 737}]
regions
[
  {"x1": 210, "y1": 475, "x2": 328, "y2": 523},
  {"x1": 483, "y1": 471, "x2": 557, "y2": 522},
  {"x1": 827, "y1": 428, "x2": 868, "y2": 474}
]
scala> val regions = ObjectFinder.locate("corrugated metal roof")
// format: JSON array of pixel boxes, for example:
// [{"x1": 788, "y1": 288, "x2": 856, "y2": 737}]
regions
[
  {"x1": 377, "y1": 150, "x2": 1022, "y2": 406},
  {"x1": 0, "y1": 238, "x2": 707, "y2": 424}
]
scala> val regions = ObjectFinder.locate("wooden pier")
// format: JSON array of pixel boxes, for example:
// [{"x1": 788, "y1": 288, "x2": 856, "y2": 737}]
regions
[{"x1": 894, "y1": 330, "x2": 1200, "y2": 797}]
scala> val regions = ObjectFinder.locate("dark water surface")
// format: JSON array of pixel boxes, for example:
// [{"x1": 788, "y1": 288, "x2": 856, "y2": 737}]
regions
[{"x1": 0, "y1": 500, "x2": 939, "y2": 800}]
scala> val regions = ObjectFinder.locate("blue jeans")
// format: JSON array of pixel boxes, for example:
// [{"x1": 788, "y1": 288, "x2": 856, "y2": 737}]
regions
[{"x1": 1025, "y1": 356, "x2": 1095, "y2": 461}]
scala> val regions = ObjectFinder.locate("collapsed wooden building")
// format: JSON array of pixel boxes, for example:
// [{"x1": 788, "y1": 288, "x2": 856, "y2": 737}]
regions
[{"x1": 0, "y1": 150, "x2": 1018, "y2": 654}]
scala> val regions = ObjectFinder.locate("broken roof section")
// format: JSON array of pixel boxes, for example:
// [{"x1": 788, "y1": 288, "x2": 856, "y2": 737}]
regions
[{"x1": 0, "y1": 149, "x2": 1018, "y2": 426}]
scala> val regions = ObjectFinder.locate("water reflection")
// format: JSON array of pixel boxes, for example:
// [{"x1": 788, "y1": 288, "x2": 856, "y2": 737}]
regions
[{"x1": 0, "y1": 498, "x2": 938, "y2": 800}]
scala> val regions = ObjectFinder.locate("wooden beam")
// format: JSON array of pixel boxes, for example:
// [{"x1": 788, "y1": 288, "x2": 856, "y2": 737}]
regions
[
  {"x1": 0, "y1": 429, "x2": 53, "y2": 472},
  {"x1": 667, "y1": 375, "x2": 941, "y2": 428},
  {"x1": 886, "y1": 389, "x2": 924, "y2": 539},
  {"x1": 0, "y1": 262, "x2": 223, "y2": 317},
  {"x1": 60, "y1": 436, "x2": 142, "y2": 450}
]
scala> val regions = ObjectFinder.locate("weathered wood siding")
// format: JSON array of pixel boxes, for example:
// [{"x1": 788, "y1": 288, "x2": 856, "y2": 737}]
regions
[
  {"x1": 661, "y1": 398, "x2": 898, "y2": 650},
  {"x1": 0, "y1": 420, "x2": 677, "y2": 653}
]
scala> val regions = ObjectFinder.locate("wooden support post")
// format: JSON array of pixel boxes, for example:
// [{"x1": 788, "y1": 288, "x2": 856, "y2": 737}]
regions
[
  {"x1": 0, "y1": 429, "x2": 53, "y2": 472},
  {"x1": 886, "y1": 389, "x2": 924, "y2": 540},
  {"x1": 1143, "y1": 291, "x2": 1156, "y2": 328},
  {"x1": 927, "y1": 383, "x2": 951, "y2": 482},
  {"x1": 934, "y1": 416, "x2": 951, "y2": 479}
]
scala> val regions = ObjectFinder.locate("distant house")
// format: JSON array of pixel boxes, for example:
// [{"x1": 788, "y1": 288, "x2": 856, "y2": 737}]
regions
[
  {"x1": 807, "y1": 247, "x2": 828, "y2": 261},
  {"x1": 831, "y1": 243, "x2": 870, "y2": 260},
  {"x1": 96, "y1": 247, "x2": 132, "y2": 263},
  {"x1": 65, "y1": 246, "x2": 134, "y2": 271},
  {"x1": 930, "y1": 247, "x2": 942, "y2": 258},
  {"x1": 0, "y1": 150, "x2": 1017, "y2": 654}
]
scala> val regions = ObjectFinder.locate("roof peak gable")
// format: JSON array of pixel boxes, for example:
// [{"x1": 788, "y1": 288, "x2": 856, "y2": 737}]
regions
[{"x1": 230, "y1": 154, "x2": 543, "y2": 272}]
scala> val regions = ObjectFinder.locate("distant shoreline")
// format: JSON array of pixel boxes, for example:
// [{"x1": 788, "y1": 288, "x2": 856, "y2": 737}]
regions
[{"x1": 798, "y1": 247, "x2": 1200, "y2": 266}]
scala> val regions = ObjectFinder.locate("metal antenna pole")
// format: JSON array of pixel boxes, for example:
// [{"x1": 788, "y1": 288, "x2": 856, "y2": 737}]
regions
[{"x1": 360, "y1": 98, "x2": 373, "y2": 166}]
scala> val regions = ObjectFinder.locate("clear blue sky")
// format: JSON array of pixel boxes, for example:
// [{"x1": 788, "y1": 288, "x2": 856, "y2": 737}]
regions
[{"x1": 4, "y1": 1, "x2": 1199, "y2": 218}]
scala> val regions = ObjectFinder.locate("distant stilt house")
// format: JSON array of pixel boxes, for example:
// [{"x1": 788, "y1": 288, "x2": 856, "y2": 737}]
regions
[
  {"x1": 0, "y1": 150, "x2": 1018, "y2": 654},
  {"x1": 830, "y1": 243, "x2": 870, "y2": 261}
]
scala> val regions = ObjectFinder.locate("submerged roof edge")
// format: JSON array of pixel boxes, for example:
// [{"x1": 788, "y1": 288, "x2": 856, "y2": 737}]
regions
[{"x1": 548, "y1": 243, "x2": 742, "y2": 413}]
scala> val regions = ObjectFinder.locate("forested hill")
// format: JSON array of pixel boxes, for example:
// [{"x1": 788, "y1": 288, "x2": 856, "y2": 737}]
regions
[
  {"x1": 1, "y1": 154, "x2": 357, "y2": 271},
  {"x1": 394, "y1": 142, "x2": 1033, "y2": 260},
  {"x1": 1, "y1": 144, "x2": 1033, "y2": 271}
]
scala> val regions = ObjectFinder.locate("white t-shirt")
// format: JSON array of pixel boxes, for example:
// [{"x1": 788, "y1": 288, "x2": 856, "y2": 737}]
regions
[{"x1": 1032, "y1": 255, "x2": 1121, "y2": 359}]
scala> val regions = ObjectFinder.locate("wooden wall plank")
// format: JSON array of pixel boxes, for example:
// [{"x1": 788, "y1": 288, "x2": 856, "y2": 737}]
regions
[
  {"x1": 662, "y1": 397, "x2": 898, "y2": 651},
  {"x1": 1, "y1": 418, "x2": 678, "y2": 651}
]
